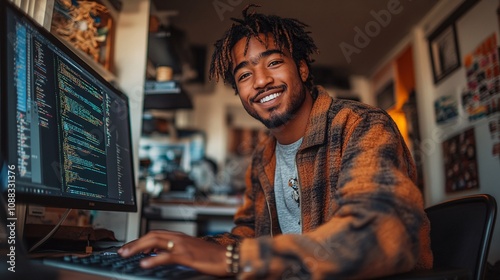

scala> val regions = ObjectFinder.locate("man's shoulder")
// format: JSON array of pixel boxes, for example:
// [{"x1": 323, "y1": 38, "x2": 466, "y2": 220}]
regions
[
  {"x1": 314, "y1": 86, "x2": 385, "y2": 117},
  {"x1": 329, "y1": 97, "x2": 388, "y2": 121},
  {"x1": 306, "y1": 86, "x2": 394, "y2": 146}
]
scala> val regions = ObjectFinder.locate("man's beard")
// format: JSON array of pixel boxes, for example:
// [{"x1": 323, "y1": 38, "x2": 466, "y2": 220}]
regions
[{"x1": 243, "y1": 83, "x2": 307, "y2": 129}]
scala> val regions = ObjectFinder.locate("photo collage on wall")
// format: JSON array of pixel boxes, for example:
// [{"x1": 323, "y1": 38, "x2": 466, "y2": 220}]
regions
[
  {"x1": 461, "y1": 33, "x2": 500, "y2": 121},
  {"x1": 442, "y1": 127, "x2": 479, "y2": 193},
  {"x1": 459, "y1": 33, "x2": 500, "y2": 159},
  {"x1": 433, "y1": 34, "x2": 500, "y2": 126}
]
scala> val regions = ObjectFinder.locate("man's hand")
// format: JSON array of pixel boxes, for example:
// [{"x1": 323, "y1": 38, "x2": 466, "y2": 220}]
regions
[{"x1": 118, "y1": 230, "x2": 229, "y2": 277}]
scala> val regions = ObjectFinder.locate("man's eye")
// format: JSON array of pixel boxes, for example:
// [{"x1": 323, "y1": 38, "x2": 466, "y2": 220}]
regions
[
  {"x1": 269, "y1": 60, "x2": 282, "y2": 67},
  {"x1": 238, "y1": 73, "x2": 250, "y2": 81}
]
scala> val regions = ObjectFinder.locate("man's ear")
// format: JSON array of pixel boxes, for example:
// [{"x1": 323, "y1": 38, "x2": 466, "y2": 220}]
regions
[{"x1": 299, "y1": 60, "x2": 309, "y2": 82}]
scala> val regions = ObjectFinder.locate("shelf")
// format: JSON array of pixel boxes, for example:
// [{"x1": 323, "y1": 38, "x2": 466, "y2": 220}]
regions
[
  {"x1": 54, "y1": 33, "x2": 117, "y2": 82},
  {"x1": 144, "y1": 80, "x2": 181, "y2": 94}
]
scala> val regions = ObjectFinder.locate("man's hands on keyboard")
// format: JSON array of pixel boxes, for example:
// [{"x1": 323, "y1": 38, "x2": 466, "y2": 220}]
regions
[
  {"x1": 45, "y1": 252, "x2": 203, "y2": 279},
  {"x1": 118, "y1": 230, "x2": 229, "y2": 277}
]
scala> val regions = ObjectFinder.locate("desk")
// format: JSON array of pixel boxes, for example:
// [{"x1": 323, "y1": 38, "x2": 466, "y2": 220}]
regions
[{"x1": 141, "y1": 197, "x2": 240, "y2": 236}]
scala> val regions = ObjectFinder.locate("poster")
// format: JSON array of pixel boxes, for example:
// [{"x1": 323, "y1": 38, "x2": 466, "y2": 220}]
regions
[
  {"x1": 462, "y1": 33, "x2": 500, "y2": 121},
  {"x1": 434, "y1": 94, "x2": 459, "y2": 124},
  {"x1": 442, "y1": 127, "x2": 479, "y2": 193}
]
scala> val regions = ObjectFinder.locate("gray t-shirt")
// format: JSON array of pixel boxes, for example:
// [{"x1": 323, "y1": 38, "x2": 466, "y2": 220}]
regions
[{"x1": 274, "y1": 138, "x2": 302, "y2": 234}]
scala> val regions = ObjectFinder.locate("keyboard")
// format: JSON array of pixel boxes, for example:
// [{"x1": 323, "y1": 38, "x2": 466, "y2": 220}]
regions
[{"x1": 42, "y1": 252, "x2": 214, "y2": 280}]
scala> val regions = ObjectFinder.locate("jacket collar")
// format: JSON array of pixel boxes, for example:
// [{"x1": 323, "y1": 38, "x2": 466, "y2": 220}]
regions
[{"x1": 301, "y1": 86, "x2": 333, "y2": 150}]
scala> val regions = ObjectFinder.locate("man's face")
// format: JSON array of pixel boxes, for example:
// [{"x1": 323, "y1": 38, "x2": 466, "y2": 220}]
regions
[{"x1": 230, "y1": 34, "x2": 309, "y2": 129}]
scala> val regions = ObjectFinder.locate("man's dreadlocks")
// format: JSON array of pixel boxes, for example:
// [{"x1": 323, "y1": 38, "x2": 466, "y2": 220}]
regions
[{"x1": 209, "y1": 4, "x2": 319, "y2": 93}]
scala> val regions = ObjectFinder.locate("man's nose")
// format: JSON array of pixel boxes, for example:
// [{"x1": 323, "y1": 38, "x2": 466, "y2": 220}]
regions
[{"x1": 253, "y1": 69, "x2": 273, "y2": 89}]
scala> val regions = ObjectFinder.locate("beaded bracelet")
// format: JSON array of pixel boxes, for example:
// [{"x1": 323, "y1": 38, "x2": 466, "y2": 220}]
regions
[{"x1": 225, "y1": 244, "x2": 240, "y2": 275}]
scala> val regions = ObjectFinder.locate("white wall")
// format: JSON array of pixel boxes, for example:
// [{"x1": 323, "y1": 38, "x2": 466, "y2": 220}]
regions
[
  {"x1": 190, "y1": 83, "x2": 232, "y2": 166},
  {"x1": 113, "y1": 0, "x2": 150, "y2": 242},
  {"x1": 350, "y1": 75, "x2": 375, "y2": 105}
]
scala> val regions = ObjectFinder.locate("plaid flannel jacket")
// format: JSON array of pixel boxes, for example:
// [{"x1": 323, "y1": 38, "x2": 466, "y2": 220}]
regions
[{"x1": 203, "y1": 86, "x2": 433, "y2": 279}]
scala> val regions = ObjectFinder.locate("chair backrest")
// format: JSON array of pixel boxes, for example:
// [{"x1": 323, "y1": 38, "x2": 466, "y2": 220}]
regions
[{"x1": 426, "y1": 194, "x2": 497, "y2": 280}]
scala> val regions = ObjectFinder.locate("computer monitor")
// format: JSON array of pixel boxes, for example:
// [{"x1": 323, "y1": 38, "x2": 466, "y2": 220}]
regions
[{"x1": 0, "y1": 2, "x2": 137, "y2": 212}]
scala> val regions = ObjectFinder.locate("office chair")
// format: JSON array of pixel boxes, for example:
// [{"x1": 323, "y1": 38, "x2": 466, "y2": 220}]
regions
[{"x1": 383, "y1": 193, "x2": 497, "y2": 280}]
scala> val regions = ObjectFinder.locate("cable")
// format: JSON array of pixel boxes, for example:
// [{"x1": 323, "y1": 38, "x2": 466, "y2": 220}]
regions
[{"x1": 28, "y1": 208, "x2": 72, "y2": 253}]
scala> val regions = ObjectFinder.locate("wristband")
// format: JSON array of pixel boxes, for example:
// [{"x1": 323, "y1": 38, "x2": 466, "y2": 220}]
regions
[{"x1": 225, "y1": 244, "x2": 240, "y2": 275}]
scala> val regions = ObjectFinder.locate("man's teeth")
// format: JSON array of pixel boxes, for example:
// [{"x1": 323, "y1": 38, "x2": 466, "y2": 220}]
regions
[{"x1": 260, "y1": 92, "x2": 282, "y2": 103}]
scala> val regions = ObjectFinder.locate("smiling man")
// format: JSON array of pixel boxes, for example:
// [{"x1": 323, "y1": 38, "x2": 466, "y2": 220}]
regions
[
  {"x1": 231, "y1": 33, "x2": 313, "y2": 143},
  {"x1": 119, "y1": 5, "x2": 433, "y2": 279}
]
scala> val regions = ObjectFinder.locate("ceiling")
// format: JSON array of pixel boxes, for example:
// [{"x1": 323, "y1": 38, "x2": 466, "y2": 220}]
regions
[{"x1": 151, "y1": 0, "x2": 439, "y2": 78}]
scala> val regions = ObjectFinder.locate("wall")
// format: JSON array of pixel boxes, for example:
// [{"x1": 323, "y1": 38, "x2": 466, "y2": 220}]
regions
[
  {"x1": 410, "y1": 0, "x2": 500, "y2": 263},
  {"x1": 113, "y1": 0, "x2": 150, "y2": 242}
]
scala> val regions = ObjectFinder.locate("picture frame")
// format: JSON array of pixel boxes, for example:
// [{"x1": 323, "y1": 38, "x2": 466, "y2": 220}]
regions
[
  {"x1": 442, "y1": 127, "x2": 479, "y2": 193},
  {"x1": 428, "y1": 23, "x2": 461, "y2": 84},
  {"x1": 434, "y1": 94, "x2": 459, "y2": 124}
]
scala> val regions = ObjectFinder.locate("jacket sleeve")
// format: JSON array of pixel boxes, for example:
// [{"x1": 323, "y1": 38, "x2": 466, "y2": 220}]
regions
[
  {"x1": 236, "y1": 111, "x2": 433, "y2": 279},
  {"x1": 200, "y1": 166, "x2": 257, "y2": 246}
]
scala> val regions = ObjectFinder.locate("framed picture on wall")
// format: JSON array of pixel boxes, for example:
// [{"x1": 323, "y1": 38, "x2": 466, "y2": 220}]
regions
[
  {"x1": 442, "y1": 127, "x2": 479, "y2": 193},
  {"x1": 428, "y1": 23, "x2": 461, "y2": 84},
  {"x1": 434, "y1": 94, "x2": 459, "y2": 125}
]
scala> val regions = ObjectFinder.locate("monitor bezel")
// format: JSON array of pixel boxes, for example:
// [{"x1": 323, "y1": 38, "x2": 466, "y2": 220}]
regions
[{"x1": 0, "y1": 1, "x2": 138, "y2": 212}]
